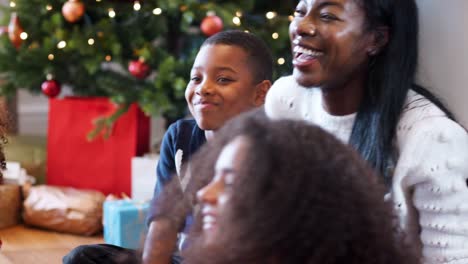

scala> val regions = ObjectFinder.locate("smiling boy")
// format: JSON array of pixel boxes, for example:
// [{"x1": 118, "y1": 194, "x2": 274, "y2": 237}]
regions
[
  {"x1": 142, "y1": 30, "x2": 273, "y2": 264},
  {"x1": 63, "y1": 30, "x2": 273, "y2": 264}
]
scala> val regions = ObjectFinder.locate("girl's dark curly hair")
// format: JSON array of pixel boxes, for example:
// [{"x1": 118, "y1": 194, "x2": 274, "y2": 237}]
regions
[{"x1": 178, "y1": 109, "x2": 419, "y2": 264}]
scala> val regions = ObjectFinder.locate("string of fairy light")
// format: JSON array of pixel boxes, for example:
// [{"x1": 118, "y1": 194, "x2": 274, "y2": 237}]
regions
[
  {"x1": 233, "y1": 10, "x2": 292, "y2": 65},
  {"x1": 8, "y1": 0, "x2": 289, "y2": 66}
]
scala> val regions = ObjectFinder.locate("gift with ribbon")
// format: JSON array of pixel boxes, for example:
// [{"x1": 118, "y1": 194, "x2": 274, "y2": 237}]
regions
[{"x1": 103, "y1": 194, "x2": 150, "y2": 249}]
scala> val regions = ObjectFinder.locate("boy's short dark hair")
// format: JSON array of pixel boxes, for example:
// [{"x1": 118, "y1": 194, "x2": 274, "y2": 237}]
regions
[{"x1": 202, "y1": 30, "x2": 273, "y2": 83}]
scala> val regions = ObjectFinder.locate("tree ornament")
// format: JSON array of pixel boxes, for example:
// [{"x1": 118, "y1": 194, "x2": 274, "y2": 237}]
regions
[
  {"x1": 0, "y1": 26, "x2": 8, "y2": 36},
  {"x1": 8, "y1": 13, "x2": 24, "y2": 49},
  {"x1": 62, "y1": 0, "x2": 85, "y2": 23},
  {"x1": 200, "y1": 12, "x2": 223, "y2": 37},
  {"x1": 41, "y1": 74, "x2": 61, "y2": 98},
  {"x1": 128, "y1": 58, "x2": 150, "y2": 79}
]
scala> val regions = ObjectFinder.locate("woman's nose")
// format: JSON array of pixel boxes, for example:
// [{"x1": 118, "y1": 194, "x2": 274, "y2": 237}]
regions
[
  {"x1": 291, "y1": 17, "x2": 317, "y2": 37},
  {"x1": 197, "y1": 179, "x2": 222, "y2": 205}
]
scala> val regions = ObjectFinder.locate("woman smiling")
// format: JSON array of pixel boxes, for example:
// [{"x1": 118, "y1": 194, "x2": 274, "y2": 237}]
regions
[{"x1": 266, "y1": 0, "x2": 468, "y2": 262}]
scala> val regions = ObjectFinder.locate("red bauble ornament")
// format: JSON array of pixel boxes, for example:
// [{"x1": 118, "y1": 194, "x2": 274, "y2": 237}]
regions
[
  {"x1": 0, "y1": 26, "x2": 8, "y2": 36},
  {"x1": 200, "y1": 14, "x2": 223, "y2": 37},
  {"x1": 62, "y1": 0, "x2": 85, "y2": 23},
  {"x1": 41, "y1": 77, "x2": 61, "y2": 98},
  {"x1": 8, "y1": 13, "x2": 24, "y2": 49},
  {"x1": 128, "y1": 58, "x2": 151, "y2": 79}
]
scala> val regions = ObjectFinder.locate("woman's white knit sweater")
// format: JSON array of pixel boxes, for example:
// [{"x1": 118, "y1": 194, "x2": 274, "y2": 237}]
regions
[{"x1": 265, "y1": 76, "x2": 468, "y2": 264}]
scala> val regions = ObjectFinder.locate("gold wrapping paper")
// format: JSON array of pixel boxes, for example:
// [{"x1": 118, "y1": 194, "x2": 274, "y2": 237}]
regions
[{"x1": 22, "y1": 185, "x2": 105, "y2": 236}]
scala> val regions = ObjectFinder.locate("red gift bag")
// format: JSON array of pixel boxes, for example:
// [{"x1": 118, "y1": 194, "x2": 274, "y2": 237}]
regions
[{"x1": 47, "y1": 97, "x2": 150, "y2": 195}]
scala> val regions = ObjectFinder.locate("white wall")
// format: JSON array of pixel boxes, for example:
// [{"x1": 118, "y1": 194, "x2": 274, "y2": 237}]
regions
[
  {"x1": 416, "y1": 0, "x2": 468, "y2": 127},
  {"x1": 17, "y1": 90, "x2": 48, "y2": 136}
]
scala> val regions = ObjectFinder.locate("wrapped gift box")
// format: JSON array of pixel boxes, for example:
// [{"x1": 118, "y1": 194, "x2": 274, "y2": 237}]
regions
[
  {"x1": 103, "y1": 199, "x2": 150, "y2": 249},
  {"x1": 3, "y1": 161, "x2": 36, "y2": 185},
  {"x1": 22, "y1": 185, "x2": 105, "y2": 235},
  {"x1": 0, "y1": 184, "x2": 21, "y2": 229},
  {"x1": 131, "y1": 155, "x2": 158, "y2": 201},
  {"x1": 4, "y1": 135, "x2": 47, "y2": 184}
]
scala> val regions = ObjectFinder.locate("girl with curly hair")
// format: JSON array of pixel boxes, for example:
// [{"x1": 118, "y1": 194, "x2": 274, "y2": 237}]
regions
[{"x1": 179, "y1": 111, "x2": 419, "y2": 264}]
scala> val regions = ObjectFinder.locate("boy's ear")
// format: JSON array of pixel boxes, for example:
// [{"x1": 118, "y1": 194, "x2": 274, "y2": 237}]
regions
[{"x1": 254, "y1": 80, "x2": 272, "y2": 106}]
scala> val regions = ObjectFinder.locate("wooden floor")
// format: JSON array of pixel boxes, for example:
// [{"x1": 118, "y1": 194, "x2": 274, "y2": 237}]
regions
[{"x1": 0, "y1": 225, "x2": 103, "y2": 264}]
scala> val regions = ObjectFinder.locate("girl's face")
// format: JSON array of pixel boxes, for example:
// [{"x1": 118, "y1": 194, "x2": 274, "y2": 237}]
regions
[
  {"x1": 290, "y1": 0, "x2": 375, "y2": 90},
  {"x1": 196, "y1": 136, "x2": 249, "y2": 245}
]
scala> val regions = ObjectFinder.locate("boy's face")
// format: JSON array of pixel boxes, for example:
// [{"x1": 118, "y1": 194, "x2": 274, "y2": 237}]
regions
[{"x1": 185, "y1": 44, "x2": 263, "y2": 131}]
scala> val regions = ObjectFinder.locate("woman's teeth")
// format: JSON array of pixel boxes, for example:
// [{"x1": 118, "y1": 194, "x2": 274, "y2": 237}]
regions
[{"x1": 294, "y1": 46, "x2": 323, "y2": 57}]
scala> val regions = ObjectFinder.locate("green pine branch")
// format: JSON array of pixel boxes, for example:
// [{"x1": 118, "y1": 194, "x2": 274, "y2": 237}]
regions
[{"x1": 0, "y1": 0, "x2": 293, "y2": 131}]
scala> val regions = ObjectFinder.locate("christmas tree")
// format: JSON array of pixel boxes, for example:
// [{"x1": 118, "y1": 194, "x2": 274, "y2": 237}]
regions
[{"x1": 0, "y1": 0, "x2": 293, "y2": 127}]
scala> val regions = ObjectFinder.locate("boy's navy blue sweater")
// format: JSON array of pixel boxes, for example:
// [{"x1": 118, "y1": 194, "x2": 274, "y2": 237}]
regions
[{"x1": 147, "y1": 119, "x2": 206, "y2": 235}]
